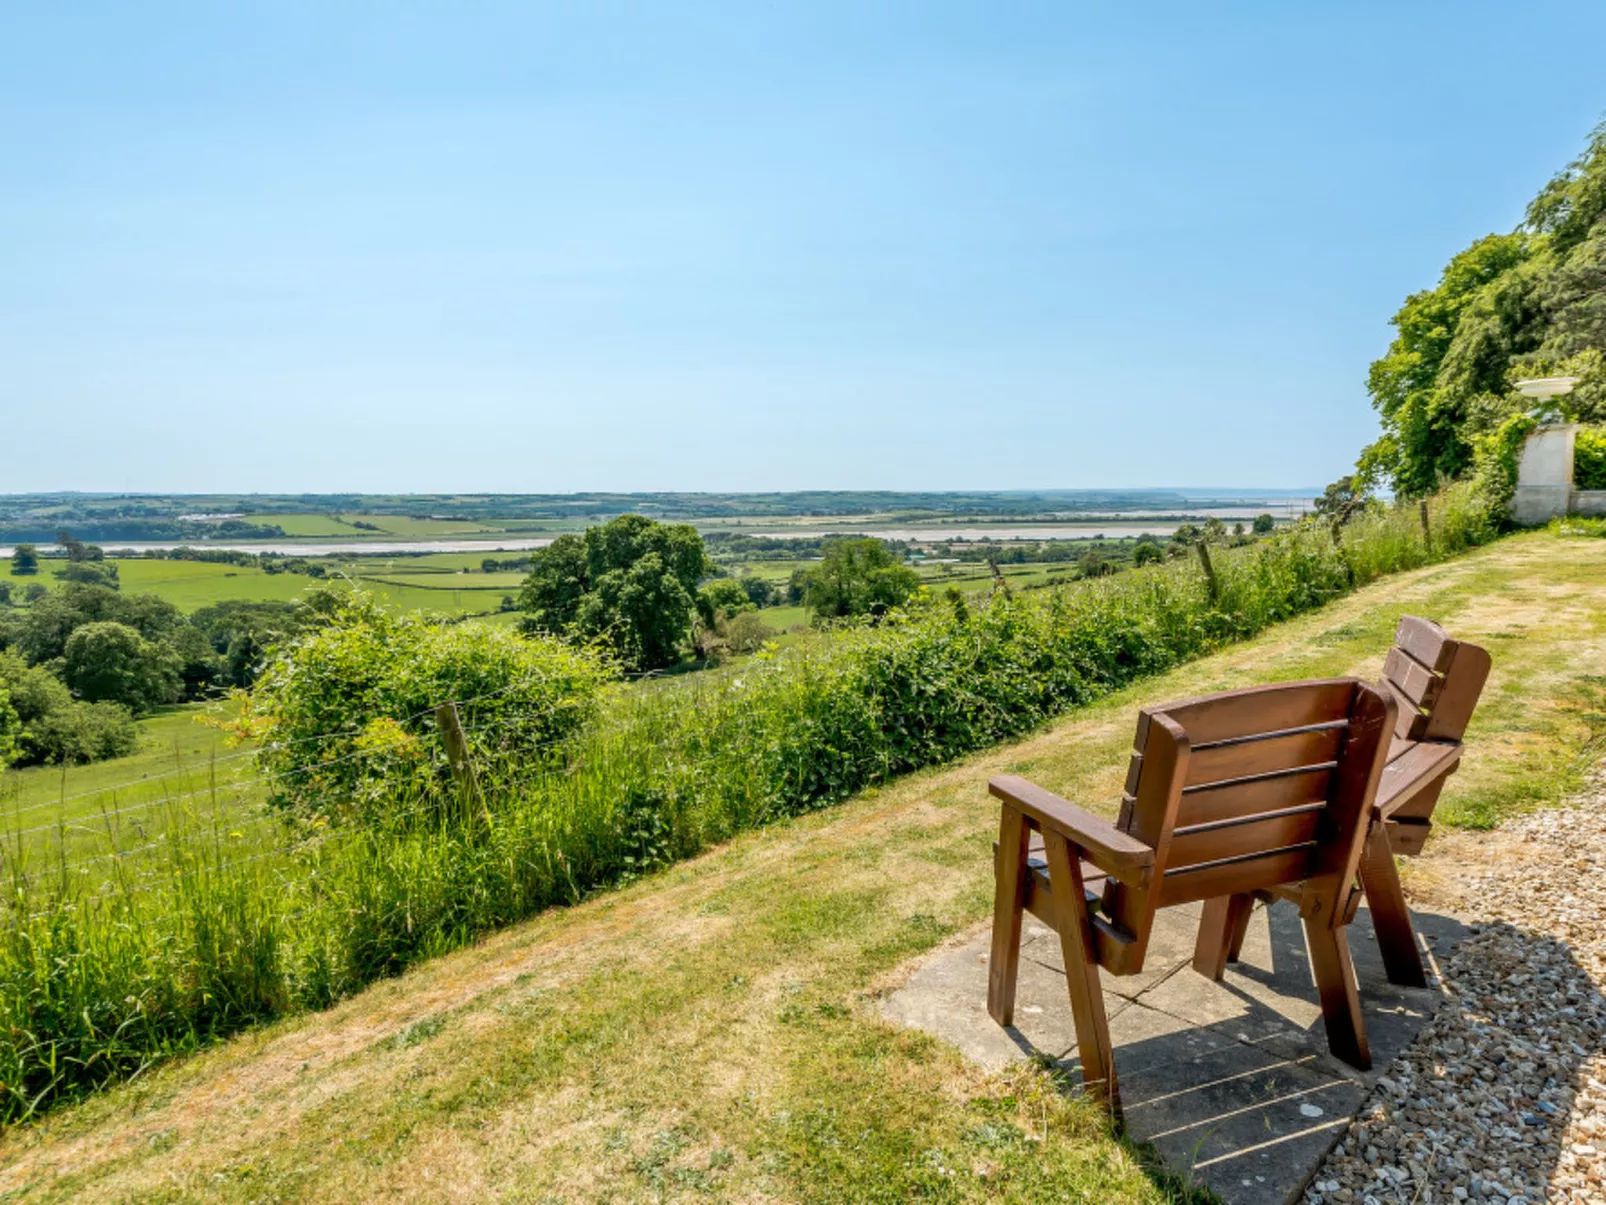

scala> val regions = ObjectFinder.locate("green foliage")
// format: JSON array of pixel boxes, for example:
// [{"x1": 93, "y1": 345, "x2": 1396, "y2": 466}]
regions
[
  {"x1": 1076, "y1": 549, "x2": 1114, "y2": 578},
  {"x1": 1575, "y1": 426, "x2": 1606, "y2": 490},
  {"x1": 695, "y1": 578, "x2": 753, "y2": 627},
  {"x1": 4, "y1": 583, "x2": 183, "y2": 666},
  {"x1": 8, "y1": 545, "x2": 38, "y2": 575},
  {"x1": 61, "y1": 622, "x2": 182, "y2": 714},
  {"x1": 1361, "y1": 120, "x2": 1606, "y2": 497},
  {"x1": 1131, "y1": 539, "x2": 1163, "y2": 566},
  {"x1": 1313, "y1": 476, "x2": 1373, "y2": 526},
  {"x1": 247, "y1": 590, "x2": 611, "y2": 821},
  {"x1": 0, "y1": 652, "x2": 138, "y2": 765},
  {"x1": 520, "y1": 514, "x2": 708, "y2": 671},
  {"x1": 0, "y1": 682, "x2": 17, "y2": 767},
  {"x1": 189, "y1": 600, "x2": 307, "y2": 689},
  {"x1": 1252, "y1": 513, "x2": 1276, "y2": 535},
  {"x1": 803, "y1": 538, "x2": 920, "y2": 621},
  {"x1": 1469, "y1": 411, "x2": 1540, "y2": 518},
  {"x1": 53, "y1": 561, "x2": 119, "y2": 589}
]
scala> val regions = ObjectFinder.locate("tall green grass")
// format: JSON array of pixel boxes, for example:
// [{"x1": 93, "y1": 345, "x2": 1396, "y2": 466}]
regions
[{"x1": 0, "y1": 485, "x2": 1496, "y2": 1123}]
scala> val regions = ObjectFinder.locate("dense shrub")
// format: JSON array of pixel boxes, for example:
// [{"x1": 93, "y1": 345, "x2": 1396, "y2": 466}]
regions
[
  {"x1": 244, "y1": 591, "x2": 612, "y2": 822},
  {"x1": 1576, "y1": 426, "x2": 1606, "y2": 490},
  {"x1": 0, "y1": 487, "x2": 1497, "y2": 1121},
  {"x1": 0, "y1": 653, "x2": 139, "y2": 765}
]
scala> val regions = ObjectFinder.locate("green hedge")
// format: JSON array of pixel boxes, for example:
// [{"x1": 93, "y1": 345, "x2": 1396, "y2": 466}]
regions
[
  {"x1": 1576, "y1": 426, "x2": 1606, "y2": 491},
  {"x1": 0, "y1": 484, "x2": 1497, "y2": 1122}
]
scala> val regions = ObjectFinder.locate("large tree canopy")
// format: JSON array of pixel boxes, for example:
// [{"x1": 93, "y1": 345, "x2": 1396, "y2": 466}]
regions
[
  {"x1": 803, "y1": 538, "x2": 920, "y2": 621},
  {"x1": 519, "y1": 513, "x2": 709, "y2": 671},
  {"x1": 1359, "y1": 120, "x2": 1606, "y2": 497}
]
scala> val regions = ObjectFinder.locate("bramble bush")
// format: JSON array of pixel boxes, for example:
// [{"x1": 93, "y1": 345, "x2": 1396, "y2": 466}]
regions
[
  {"x1": 241, "y1": 590, "x2": 612, "y2": 823},
  {"x1": 0, "y1": 486, "x2": 1498, "y2": 1122}
]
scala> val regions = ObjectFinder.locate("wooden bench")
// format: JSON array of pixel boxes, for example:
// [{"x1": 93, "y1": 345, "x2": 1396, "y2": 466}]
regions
[
  {"x1": 1196, "y1": 617, "x2": 1491, "y2": 990},
  {"x1": 988, "y1": 679, "x2": 1397, "y2": 1121}
]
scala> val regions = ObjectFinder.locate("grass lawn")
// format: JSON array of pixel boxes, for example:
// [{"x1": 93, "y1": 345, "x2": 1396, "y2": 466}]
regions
[{"x1": 4, "y1": 531, "x2": 1603, "y2": 1202}]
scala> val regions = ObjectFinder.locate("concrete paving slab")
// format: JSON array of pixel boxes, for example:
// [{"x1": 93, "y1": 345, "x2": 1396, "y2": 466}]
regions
[{"x1": 881, "y1": 898, "x2": 1468, "y2": 1204}]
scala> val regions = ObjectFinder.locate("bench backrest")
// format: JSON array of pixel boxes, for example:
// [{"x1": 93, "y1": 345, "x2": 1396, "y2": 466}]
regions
[
  {"x1": 1100, "y1": 679, "x2": 1395, "y2": 970},
  {"x1": 1383, "y1": 616, "x2": 1491, "y2": 743}
]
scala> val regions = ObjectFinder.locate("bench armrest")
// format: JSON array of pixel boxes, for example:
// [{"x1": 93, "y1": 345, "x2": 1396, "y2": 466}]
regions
[{"x1": 989, "y1": 774, "x2": 1155, "y2": 888}]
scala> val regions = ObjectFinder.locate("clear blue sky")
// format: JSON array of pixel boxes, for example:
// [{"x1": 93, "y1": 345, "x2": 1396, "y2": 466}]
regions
[{"x1": 3, "y1": 2, "x2": 1603, "y2": 494}]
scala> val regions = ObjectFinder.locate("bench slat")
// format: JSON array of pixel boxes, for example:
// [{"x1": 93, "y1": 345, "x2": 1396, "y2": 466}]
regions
[
  {"x1": 1395, "y1": 616, "x2": 1456, "y2": 673},
  {"x1": 1384, "y1": 646, "x2": 1444, "y2": 712},
  {"x1": 1167, "y1": 807, "x2": 1324, "y2": 869},
  {"x1": 1156, "y1": 846, "x2": 1316, "y2": 908},
  {"x1": 1147, "y1": 679, "x2": 1358, "y2": 746},
  {"x1": 1176, "y1": 766, "x2": 1332, "y2": 828},
  {"x1": 1183, "y1": 726, "x2": 1344, "y2": 787},
  {"x1": 1376, "y1": 741, "x2": 1460, "y2": 814}
]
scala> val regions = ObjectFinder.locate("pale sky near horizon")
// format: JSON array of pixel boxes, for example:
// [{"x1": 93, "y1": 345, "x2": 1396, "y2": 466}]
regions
[{"x1": 3, "y1": 2, "x2": 1603, "y2": 495}]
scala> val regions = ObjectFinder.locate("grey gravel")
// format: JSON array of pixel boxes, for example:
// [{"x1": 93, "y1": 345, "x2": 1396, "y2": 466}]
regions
[{"x1": 1304, "y1": 767, "x2": 1606, "y2": 1204}]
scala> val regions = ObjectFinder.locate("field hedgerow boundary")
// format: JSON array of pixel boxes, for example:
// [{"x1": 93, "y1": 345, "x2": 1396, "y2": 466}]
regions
[{"x1": 0, "y1": 484, "x2": 1496, "y2": 1123}]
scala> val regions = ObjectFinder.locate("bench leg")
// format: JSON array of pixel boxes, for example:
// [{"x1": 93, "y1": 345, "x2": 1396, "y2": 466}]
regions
[
  {"x1": 1303, "y1": 916, "x2": 1371, "y2": 1071},
  {"x1": 988, "y1": 806, "x2": 1030, "y2": 1027},
  {"x1": 1043, "y1": 829, "x2": 1122, "y2": 1125},
  {"x1": 1192, "y1": 894, "x2": 1254, "y2": 981},
  {"x1": 1358, "y1": 823, "x2": 1428, "y2": 988}
]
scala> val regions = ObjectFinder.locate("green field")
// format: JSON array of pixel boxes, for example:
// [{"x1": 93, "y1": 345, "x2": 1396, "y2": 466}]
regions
[
  {"x1": 265, "y1": 513, "x2": 503, "y2": 538},
  {"x1": 0, "y1": 705, "x2": 264, "y2": 868},
  {"x1": 6, "y1": 558, "x2": 515, "y2": 617}
]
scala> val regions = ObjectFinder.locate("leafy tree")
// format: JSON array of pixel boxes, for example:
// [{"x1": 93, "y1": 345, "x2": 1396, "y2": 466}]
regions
[
  {"x1": 7, "y1": 583, "x2": 182, "y2": 665},
  {"x1": 803, "y1": 538, "x2": 920, "y2": 620},
  {"x1": 1252, "y1": 513, "x2": 1276, "y2": 535},
  {"x1": 0, "y1": 652, "x2": 137, "y2": 765},
  {"x1": 1132, "y1": 539, "x2": 1164, "y2": 566},
  {"x1": 1313, "y1": 476, "x2": 1371, "y2": 527},
  {"x1": 518, "y1": 534, "x2": 590, "y2": 633},
  {"x1": 10, "y1": 544, "x2": 38, "y2": 576},
  {"x1": 696, "y1": 578, "x2": 753, "y2": 627},
  {"x1": 0, "y1": 581, "x2": 11, "y2": 606},
  {"x1": 786, "y1": 567, "x2": 810, "y2": 605},
  {"x1": 1357, "y1": 119, "x2": 1606, "y2": 497},
  {"x1": 191, "y1": 600, "x2": 306, "y2": 688},
  {"x1": 1077, "y1": 549, "x2": 1114, "y2": 578},
  {"x1": 54, "y1": 561, "x2": 119, "y2": 588},
  {"x1": 519, "y1": 514, "x2": 709, "y2": 671},
  {"x1": 61, "y1": 621, "x2": 182, "y2": 713},
  {"x1": 22, "y1": 583, "x2": 47, "y2": 603},
  {"x1": 738, "y1": 575, "x2": 776, "y2": 608},
  {"x1": 720, "y1": 610, "x2": 774, "y2": 654}
]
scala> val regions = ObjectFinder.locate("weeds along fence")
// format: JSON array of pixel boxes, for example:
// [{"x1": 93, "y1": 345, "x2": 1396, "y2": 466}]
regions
[{"x1": 0, "y1": 484, "x2": 1497, "y2": 1122}]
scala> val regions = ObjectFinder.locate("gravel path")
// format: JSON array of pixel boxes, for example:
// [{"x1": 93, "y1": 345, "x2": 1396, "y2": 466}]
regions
[{"x1": 1304, "y1": 769, "x2": 1606, "y2": 1205}]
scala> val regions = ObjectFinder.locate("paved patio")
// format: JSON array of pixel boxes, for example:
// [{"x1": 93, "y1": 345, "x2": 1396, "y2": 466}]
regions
[{"x1": 883, "y1": 898, "x2": 1468, "y2": 1205}]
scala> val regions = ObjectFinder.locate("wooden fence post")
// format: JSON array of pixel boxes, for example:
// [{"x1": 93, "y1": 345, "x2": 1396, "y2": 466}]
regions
[
  {"x1": 1419, "y1": 498, "x2": 1431, "y2": 552},
  {"x1": 434, "y1": 702, "x2": 487, "y2": 828},
  {"x1": 1194, "y1": 541, "x2": 1218, "y2": 602}
]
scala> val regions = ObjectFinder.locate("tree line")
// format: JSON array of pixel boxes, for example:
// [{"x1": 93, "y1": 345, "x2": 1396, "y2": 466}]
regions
[{"x1": 1341, "y1": 118, "x2": 1606, "y2": 507}]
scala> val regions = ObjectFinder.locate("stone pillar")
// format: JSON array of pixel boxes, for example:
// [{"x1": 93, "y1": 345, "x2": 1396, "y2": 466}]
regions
[{"x1": 1511, "y1": 424, "x2": 1577, "y2": 526}]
